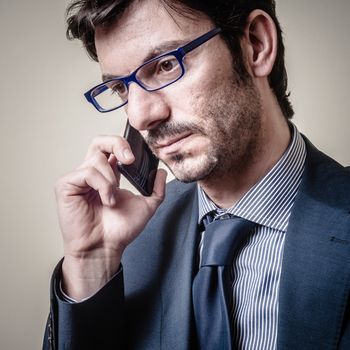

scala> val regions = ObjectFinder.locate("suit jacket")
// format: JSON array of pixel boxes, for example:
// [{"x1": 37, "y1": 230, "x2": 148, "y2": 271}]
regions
[{"x1": 43, "y1": 138, "x2": 350, "y2": 350}]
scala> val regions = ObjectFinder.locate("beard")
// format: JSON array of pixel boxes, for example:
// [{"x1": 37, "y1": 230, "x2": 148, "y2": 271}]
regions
[{"x1": 145, "y1": 75, "x2": 263, "y2": 183}]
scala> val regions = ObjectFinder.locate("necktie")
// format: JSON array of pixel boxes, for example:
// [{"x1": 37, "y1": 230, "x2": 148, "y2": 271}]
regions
[{"x1": 192, "y1": 215, "x2": 256, "y2": 349}]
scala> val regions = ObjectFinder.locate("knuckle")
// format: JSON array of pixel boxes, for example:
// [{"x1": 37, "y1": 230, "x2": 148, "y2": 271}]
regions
[
  {"x1": 54, "y1": 174, "x2": 70, "y2": 192},
  {"x1": 155, "y1": 193, "x2": 165, "y2": 205},
  {"x1": 86, "y1": 135, "x2": 106, "y2": 155},
  {"x1": 90, "y1": 135, "x2": 105, "y2": 146},
  {"x1": 54, "y1": 172, "x2": 76, "y2": 198},
  {"x1": 150, "y1": 192, "x2": 165, "y2": 208},
  {"x1": 54, "y1": 177, "x2": 63, "y2": 190},
  {"x1": 100, "y1": 182, "x2": 113, "y2": 199},
  {"x1": 92, "y1": 152, "x2": 107, "y2": 165},
  {"x1": 84, "y1": 166, "x2": 97, "y2": 179},
  {"x1": 103, "y1": 182, "x2": 113, "y2": 193},
  {"x1": 88, "y1": 135, "x2": 126, "y2": 159},
  {"x1": 111, "y1": 136, "x2": 125, "y2": 148}
]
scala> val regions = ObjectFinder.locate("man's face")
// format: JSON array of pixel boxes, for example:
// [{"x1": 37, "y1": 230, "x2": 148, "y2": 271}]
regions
[{"x1": 95, "y1": 0, "x2": 262, "y2": 183}]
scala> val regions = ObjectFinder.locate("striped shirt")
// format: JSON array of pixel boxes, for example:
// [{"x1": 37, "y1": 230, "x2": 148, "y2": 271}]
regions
[{"x1": 197, "y1": 123, "x2": 306, "y2": 350}]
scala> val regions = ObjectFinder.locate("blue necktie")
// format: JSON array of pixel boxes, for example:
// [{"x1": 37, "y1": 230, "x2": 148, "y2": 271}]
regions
[{"x1": 192, "y1": 215, "x2": 256, "y2": 349}]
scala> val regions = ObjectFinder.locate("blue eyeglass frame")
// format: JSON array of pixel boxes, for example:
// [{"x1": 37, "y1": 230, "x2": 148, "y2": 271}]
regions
[{"x1": 84, "y1": 27, "x2": 222, "y2": 113}]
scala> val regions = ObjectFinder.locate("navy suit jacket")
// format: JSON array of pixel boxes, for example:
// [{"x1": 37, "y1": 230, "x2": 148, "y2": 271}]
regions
[{"x1": 44, "y1": 138, "x2": 350, "y2": 350}]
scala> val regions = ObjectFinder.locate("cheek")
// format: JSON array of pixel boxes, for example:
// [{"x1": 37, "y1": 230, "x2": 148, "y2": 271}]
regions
[
  {"x1": 166, "y1": 62, "x2": 235, "y2": 124},
  {"x1": 170, "y1": 81, "x2": 215, "y2": 120},
  {"x1": 185, "y1": 70, "x2": 234, "y2": 112},
  {"x1": 166, "y1": 87, "x2": 203, "y2": 122}
]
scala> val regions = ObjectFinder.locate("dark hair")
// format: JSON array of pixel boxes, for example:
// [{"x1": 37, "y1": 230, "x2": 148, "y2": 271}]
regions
[{"x1": 66, "y1": 0, "x2": 294, "y2": 119}]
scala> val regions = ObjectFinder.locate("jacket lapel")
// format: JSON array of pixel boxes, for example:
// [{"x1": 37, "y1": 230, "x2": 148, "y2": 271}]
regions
[
  {"x1": 278, "y1": 139, "x2": 350, "y2": 349},
  {"x1": 123, "y1": 181, "x2": 199, "y2": 350},
  {"x1": 158, "y1": 182, "x2": 199, "y2": 350}
]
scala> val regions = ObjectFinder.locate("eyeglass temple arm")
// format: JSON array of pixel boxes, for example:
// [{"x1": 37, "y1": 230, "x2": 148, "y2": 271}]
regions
[{"x1": 181, "y1": 27, "x2": 221, "y2": 55}]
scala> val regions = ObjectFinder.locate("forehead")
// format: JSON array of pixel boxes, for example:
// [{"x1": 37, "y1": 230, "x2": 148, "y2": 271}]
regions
[{"x1": 94, "y1": 0, "x2": 214, "y2": 76}]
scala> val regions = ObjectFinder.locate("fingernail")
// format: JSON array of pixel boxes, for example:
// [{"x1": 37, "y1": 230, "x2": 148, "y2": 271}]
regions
[
  {"x1": 123, "y1": 149, "x2": 134, "y2": 160},
  {"x1": 109, "y1": 192, "x2": 117, "y2": 206}
]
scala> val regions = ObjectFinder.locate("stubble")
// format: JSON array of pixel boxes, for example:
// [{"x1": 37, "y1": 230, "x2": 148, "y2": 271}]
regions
[{"x1": 146, "y1": 75, "x2": 263, "y2": 183}]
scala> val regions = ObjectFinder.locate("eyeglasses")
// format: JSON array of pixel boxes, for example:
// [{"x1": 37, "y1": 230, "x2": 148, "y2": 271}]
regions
[{"x1": 84, "y1": 27, "x2": 221, "y2": 113}]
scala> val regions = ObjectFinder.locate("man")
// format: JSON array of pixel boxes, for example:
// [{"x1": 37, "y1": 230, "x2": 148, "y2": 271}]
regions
[{"x1": 43, "y1": 0, "x2": 350, "y2": 349}]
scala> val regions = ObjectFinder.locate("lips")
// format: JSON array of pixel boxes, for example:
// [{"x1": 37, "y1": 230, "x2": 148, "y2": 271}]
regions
[{"x1": 154, "y1": 132, "x2": 193, "y2": 154}]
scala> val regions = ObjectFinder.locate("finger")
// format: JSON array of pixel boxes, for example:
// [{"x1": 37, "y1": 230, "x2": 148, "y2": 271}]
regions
[
  {"x1": 85, "y1": 135, "x2": 135, "y2": 165},
  {"x1": 108, "y1": 154, "x2": 121, "y2": 183},
  {"x1": 78, "y1": 152, "x2": 120, "y2": 188},
  {"x1": 58, "y1": 167, "x2": 117, "y2": 207},
  {"x1": 144, "y1": 169, "x2": 167, "y2": 210}
]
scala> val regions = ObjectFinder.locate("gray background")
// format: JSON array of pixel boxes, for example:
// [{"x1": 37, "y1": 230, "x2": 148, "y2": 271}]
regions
[{"x1": 0, "y1": 1, "x2": 349, "y2": 349}]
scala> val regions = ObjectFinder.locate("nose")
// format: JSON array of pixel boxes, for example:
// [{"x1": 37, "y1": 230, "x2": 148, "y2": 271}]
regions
[{"x1": 126, "y1": 83, "x2": 170, "y2": 131}]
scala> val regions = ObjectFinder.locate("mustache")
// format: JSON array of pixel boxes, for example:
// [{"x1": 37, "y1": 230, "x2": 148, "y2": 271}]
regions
[{"x1": 145, "y1": 121, "x2": 204, "y2": 147}]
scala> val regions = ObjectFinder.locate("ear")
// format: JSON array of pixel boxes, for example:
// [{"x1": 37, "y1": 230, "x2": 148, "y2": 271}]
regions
[{"x1": 242, "y1": 10, "x2": 278, "y2": 78}]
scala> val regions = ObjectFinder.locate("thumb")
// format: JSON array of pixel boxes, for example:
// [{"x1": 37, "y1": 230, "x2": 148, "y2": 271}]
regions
[{"x1": 145, "y1": 168, "x2": 167, "y2": 209}]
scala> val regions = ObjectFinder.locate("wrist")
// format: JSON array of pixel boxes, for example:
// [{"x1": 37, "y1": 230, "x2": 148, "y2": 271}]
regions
[{"x1": 62, "y1": 251, "x2": 123, "y2": 301}]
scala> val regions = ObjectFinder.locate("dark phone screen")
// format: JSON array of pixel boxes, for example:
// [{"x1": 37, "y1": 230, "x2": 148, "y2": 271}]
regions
[{"x1": 117, "y1": 122, "x2": 159, "y2": 196}]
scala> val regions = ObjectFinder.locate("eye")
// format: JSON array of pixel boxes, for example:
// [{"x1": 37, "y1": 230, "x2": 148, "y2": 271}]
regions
[
  {"x1": 110, "y1": 81, "x2": 127, "y2": 97},
  {"x1": 160, "y1": 60, "x2": 175, "y2": 72},
  {"x1": 158, "y1": 58, "x2": 178, "y2": 73}
]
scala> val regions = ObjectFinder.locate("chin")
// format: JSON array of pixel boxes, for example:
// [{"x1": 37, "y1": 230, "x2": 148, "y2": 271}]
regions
[{"x1": 165, "y1": 153, "x2": 218, "y2": 183}]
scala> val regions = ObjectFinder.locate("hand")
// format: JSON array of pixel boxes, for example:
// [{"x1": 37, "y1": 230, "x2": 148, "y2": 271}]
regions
[{"x1": 55, "y1": 135, "x2": 167, "y2": 300}]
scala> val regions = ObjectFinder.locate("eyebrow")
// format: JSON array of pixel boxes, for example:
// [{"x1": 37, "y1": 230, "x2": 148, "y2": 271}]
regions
[{"x1": 101, "y1": 38, "x2": 189, "y2": 82}]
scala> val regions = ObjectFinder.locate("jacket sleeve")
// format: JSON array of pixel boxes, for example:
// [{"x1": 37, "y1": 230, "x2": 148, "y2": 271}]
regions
[{"x1": 43, "y1": 259, "x2": 126, "y2": 350}]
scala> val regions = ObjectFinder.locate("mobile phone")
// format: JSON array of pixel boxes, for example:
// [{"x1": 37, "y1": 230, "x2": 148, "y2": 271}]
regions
[{"x1": 117, "y1": 121, "x2": 159, "y2": 196}]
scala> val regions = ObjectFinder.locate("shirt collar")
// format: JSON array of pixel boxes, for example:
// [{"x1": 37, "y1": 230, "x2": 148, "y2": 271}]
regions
[{"x1": 198, "y1": 123, "x2": 307, "y2": 232}]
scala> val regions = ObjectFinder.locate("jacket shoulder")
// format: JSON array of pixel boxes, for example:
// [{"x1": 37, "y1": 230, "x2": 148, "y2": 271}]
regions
[{"x1": 303, "y1": 136, "x2": 350, "y2": 207}]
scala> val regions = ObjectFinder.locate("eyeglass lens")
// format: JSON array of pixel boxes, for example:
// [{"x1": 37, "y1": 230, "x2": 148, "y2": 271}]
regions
[{"x1": 92, "y1": 54, "x2": 182, "y2": 111}]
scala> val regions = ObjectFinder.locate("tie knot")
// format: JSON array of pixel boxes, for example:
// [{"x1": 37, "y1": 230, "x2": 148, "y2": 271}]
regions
[{"x1": 201, "y1": 216, "x2": 255, "y2": 267}]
